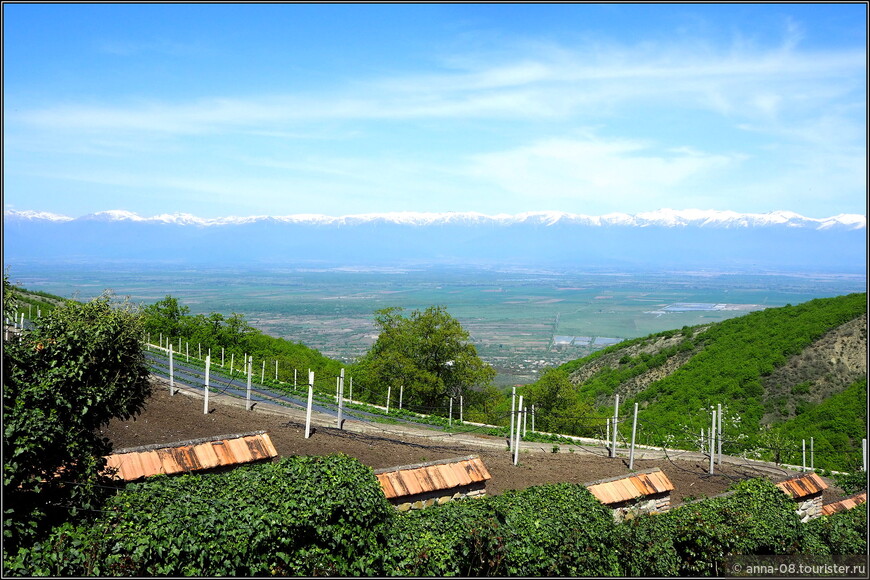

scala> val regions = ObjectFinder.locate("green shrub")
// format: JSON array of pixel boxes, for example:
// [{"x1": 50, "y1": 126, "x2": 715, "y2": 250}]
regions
[
  {"x1": 4, "y1": 455, "x2": 393, "y2": 576},
  {"x1": 801, "y1": 503, "x2": 866, "y2": 556}
]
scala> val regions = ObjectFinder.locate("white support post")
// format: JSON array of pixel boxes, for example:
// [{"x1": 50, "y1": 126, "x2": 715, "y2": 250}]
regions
[
  {"x1": 349, "y1": 376, "x2": 353, "y2": 404},
  {"x1": 221, "y1": 347, "x2": 225, "y2": 367},
  {"x1": 606, "y1": 418, "x2": 611, "y2": 452},
  {"x1": 449, "y1": 397, "x2": 453, "y2": 427},
  {"x1": 611, "y1": 394, "x2": 620, "y2": 458},
  {"x1": 305, "y1": 371, "x2": 314, "y2": 438},
  {"x1": 629, "y1": 403, "x2": 639, "y2": 470},
  {"x1": 460, "y1": 395, "x2": 463, "y2": 424},
  {"x1": 198, "y1": 343, "x2": 201, "y2": 358},
  {"x1": 399, "y1": 384, "x2": 403, "y2": 410},
  {"x1": 337, "y1": 369, "x2": 344, "y2": 429},
  {"x1": 709, "y1": 410, "x2": 716, "y2": 475},
  {"x1": 531, "y1": 405, "x2": 535, "y2": 432},
  {"x1": 169, "y1": 344, "x2": 175, "y2": 395},
  {"x1": 509, "y1": 387, "x2": 516, "y2": 452},
  {"x1": 863, "y1": 439, "x2": 867, "y2": 472},
  {"x1": 178, "y1": 337, "x2": 181, "y2": 353},
  {"x1": 717, "y1": 403, "x2": 723, "y2": 464},
  {"x1": 261, "y1": 360, "x2": 265, "y2": 384},
  {"x1": 386, "y1": 385, "x2": 391, "y2": 414},
  {"x1": 294, "y1": 369, "x2": 297, "y2": 389},
  {"x1": 203, "y1": 355, "x2": 211, "y2": 415},
  {"x1": 513, "y1": 396, "x2": 524, "y2": 466},
  {"x1": 336, "y1": 376, "x2": 340, "y2": 403},
  {"x1": 186, "y1": 341, "x2": 189, "y2": 362},
  {"x1": 275, "y1": 360, "x2": 278, "y2": 382},
  {"x1": 159, "y1": 333, "x2": 163, "y2": 348},
  {"x1": 230, "y1": 352, "x2": 234, "y2": 375},
  {"x1": 810, "y1": 437, "x2": 814, "y2": 471},
  {"x1": 246, "y1": 356, "x2": 253, "y2": 411},
  {"x1": 522, "y1": 405, "x2": 527, "y2": 436}
]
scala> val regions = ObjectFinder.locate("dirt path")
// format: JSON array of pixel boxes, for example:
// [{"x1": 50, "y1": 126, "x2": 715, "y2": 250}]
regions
[{"x1": 98, "y1": 377, "x2": 845, "y2": 504}]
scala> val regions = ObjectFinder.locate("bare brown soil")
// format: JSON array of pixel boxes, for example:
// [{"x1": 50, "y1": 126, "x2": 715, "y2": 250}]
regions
[{"x1": 98, "y1": 378, "x2": 846, "y2": 505}]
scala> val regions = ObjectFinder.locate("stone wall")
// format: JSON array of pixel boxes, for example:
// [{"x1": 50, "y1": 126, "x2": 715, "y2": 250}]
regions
[
  {"x1": 611, "y1": 493, "x2": 671, "y2": 522},
  {"x1": 393, "y1": 481, "x2": 487, "y2": 512}
]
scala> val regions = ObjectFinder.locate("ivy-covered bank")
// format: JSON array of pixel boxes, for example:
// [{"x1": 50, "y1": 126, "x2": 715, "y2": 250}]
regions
[{"x1": 4, "y1": 454, "x2": 866, "y2": 577}]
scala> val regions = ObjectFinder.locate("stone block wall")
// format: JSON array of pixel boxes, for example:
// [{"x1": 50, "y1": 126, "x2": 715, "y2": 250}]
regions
[{"x1": 394, "y1": 481, "x2": 487, "y2": 512}]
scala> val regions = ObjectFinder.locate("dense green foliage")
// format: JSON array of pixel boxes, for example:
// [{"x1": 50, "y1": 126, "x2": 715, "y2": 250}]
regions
[
  {"x1": 6, "y1": 457, "x2": 865, "y2": 577},
  {"x1": 385, "y1": 482, "x2": 619, "y2": 576},
  {"x1": 3, "y1": 279, "x2": 151, "y2": 552},
  {"x1": 351, "y1": 306, "x2": 496, "y2": 414},
  {"x1": 4, "y1": 455, "x2": 393, "y2": 576},
  {"x1": 770, "y1": 379, "x2": 867, "y2": 471},
  {"x1": 531, "y1": 293, "x2": 866, "y2": 470},
  {"x1": 142, "y1": 295, "x2": 343, "y2": 382}
]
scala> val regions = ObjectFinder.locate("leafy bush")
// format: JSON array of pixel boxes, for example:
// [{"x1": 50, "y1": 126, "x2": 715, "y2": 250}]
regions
[
  {"x1": 3, "y1": 287, "x2": 151, "y2": 552},
  {"x1": 801, "y1": 504, "x2": 867, "y2": 556},
  {"x1": 384, "y1": 483, "x2": 618, "y2": 576},
  {"x1": 615, "y1": 478, "x2": 803, "y2": 576},
  {"x1": 4, "y1": 455, "x2": 393, "y2": 576}
]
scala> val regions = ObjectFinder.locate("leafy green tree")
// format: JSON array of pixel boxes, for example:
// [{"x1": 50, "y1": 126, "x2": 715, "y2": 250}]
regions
[
  {"x1": 3, "y1": 286, "x2": 151, "y2": 552},
  {"x1": 523, "y1": 368, "x2": 600, "y2": 436},
  {"x1": 353, "y1": 306, "x2": 495, "y2": 411}
]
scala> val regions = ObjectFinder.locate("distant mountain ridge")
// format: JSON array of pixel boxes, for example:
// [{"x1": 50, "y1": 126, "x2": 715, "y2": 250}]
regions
[
  {"x1": 4, "y1": 208, "x2": 866, "y2": 230},
  {"x1": 3, "y1": 208, "x2": 866, "y2": 271}
]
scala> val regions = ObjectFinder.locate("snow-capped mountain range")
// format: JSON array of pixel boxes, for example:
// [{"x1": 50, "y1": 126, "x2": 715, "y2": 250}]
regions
[
  {"x1": 4, "y1": 208, "x2": 866, "y2": 230},
  {"x1": 3, "y1": 208, "x2": 866, "y2": 271}
]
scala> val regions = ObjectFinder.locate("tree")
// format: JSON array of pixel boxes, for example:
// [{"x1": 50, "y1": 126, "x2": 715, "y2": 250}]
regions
[
  {"x1": 3, "y1": 285, "x2": 151, "y2": 552},
  {"x1": 524, "y1": 368, "x2": 600, "y2": 436},
  {"x1": 353, "y1": 306, "x2": 495, "y2": 411}
]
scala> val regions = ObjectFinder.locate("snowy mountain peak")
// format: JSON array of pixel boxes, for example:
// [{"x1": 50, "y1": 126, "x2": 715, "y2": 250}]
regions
[{"x1": 3, "y1": 209, "x2": 865, "y2": 230}]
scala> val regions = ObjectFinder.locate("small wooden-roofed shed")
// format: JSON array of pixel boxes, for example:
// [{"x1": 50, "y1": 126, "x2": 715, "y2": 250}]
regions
[
  {"x1": 374, "y1": 454, "x2": 492, "y2": 511},
  {"x1": 821, "y1": 492, "x2": 866, "y2": 516},
  {"x1": 103, "y1": 431, "x2": 278, "y2": 482},
  {"x1": 775, "y1": 472, "x2": 828, "y2": 521},
  {"x1": 584, "y1": 468, "x2": 675, "y2": 521}
]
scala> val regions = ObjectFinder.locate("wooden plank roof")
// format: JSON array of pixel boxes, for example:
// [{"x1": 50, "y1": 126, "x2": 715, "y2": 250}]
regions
[
  {"x1": 104, "y1": 431, "x2": 278, "y2": 482},
  {"x1": 821, "y1": 492, "x2": 866, "y2": 516},
  {"x1": 373, "y1": 455, "x2": 491, "y2": 500},
  {"x1": 775, "y1": 472, "x2": 828, "y2": 499},
  {"x1": 585, "y1": 468, "x2": 675, "y2": 505}
]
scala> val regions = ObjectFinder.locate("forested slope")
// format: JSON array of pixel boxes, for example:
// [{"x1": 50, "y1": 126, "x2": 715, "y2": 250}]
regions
[{"x1": 552, "y1": 293, "x2": 867, "y2": 470}]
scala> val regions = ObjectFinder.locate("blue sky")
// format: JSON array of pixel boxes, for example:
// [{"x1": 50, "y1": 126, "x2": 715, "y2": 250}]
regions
[{"x1": 3, "y1": 2, "x2": 866, "y2": 218}]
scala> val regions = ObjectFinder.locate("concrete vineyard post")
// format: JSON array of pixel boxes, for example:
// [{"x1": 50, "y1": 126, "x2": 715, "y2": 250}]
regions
[
  {"x1": 449, "y1": 397, "x2": 452, "y2": 427},
  {"x1": 709, "y1": 409, "x2": 716, "y2": 475},
  {"x1": 509, "y1": 386, "x2": 516, "y2": 452},
  {"x1": 305, "y1": 371, "x2": 314, "y2": 439},
  {"x1": 169, "y1": 344, "x2": 175, "y2": 395},
  {"x1": 386, "y1": 385, "x2": 391, "y2": 414},
  {"x1": 611, "y1": 394, "x2": 620, "y2": 458},
  {"x1": 717, "y1": 402, "x2": 723, "y2": 464},
  {"x1": 460, "y1": 395, "x2": 463, "y2": 424},
  {"x1": 261, "y1": 360, "x2": 265, "y2": 384},
  {"x1": 629, "y1": 402, "x2": 638, "y2": 470},
  {"x1": 522, "y1": 405, "x2": 527, "y2": 436},
  {"x1": 275, "y1": 360, "x2": 278, "y2": 382},
  {"x1": 221, "y1": 347, "x2": 225, "y2": 367},
  {"x1": 230, "y1": 353, "x2": 234, "y2": 375},
  {"x1": 246, "y1": 356, "x2": 253, "y2": 411},
  {"x1": 337, "y1": 369, "x2": 345, "y2": 430},
  {"x1": 186, "y1": 342, "x2": 189, "y2": 362},
  {"x1": 349, "y1": 376, "x2": 353, "y2": 404},
  {"x1": 810, "y1": 437, "x2": 814, "y2": 470},
  {"x1": 203, "y1": 355, "x2": 211, "y2": 415},
  {"x1": 513, "y1": 396, "x2": 523, "y2": 466},
  {"x1": 399, "y1": 384, "x2": 403, "y2": 410}
]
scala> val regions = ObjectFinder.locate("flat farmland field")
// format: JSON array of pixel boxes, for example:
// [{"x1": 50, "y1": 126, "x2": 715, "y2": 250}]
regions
[{"x1": 9, "y1": 263, "x2": 865, "y2": 384}]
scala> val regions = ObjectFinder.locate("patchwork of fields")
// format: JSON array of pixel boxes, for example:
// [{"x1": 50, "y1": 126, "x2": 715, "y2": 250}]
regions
[{"x1": 8, "y1": 263, "x2": 865, "y2": 385}]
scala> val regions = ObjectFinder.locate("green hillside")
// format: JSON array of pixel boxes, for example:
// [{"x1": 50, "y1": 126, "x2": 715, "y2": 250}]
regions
[{"x1": 546, "y1": 293, "x2": 867, "y2": 471}]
